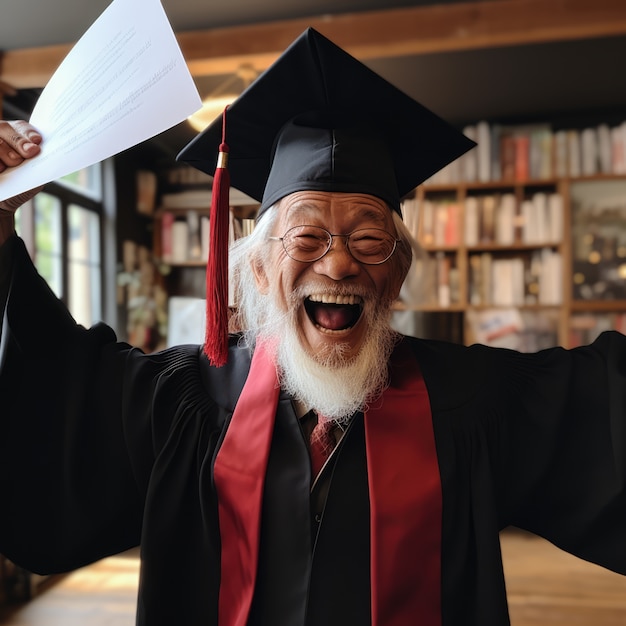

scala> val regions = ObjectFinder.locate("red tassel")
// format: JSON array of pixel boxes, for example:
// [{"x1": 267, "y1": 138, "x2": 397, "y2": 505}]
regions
[{"x1": 204, "y1": 108, "x2": 231, "y2": 367}]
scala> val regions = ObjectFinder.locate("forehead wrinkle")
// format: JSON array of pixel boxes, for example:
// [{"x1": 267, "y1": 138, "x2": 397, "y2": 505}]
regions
[
  {"x1": 285, "y1": 201, "x2": 323, "y2": 222},
  {"x1": 352, "y1": 206, "x2": 388, "y2": 227},
  {"x1": 283, "y1": 197, "x2": 390, "y2": 229}
]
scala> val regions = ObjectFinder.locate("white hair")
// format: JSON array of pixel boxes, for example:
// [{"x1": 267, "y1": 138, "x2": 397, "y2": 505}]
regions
[
  {"x1": 227, "y1": 201, "x2": 423, "y2": 419},
  {"x1": 228, "y1": 204, "x2": 416, "y2": 345}
]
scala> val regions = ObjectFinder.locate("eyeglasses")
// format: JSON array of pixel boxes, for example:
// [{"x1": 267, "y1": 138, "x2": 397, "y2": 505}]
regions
[{"x1": 269, "y1": 225, "x2": 399, "y2": 265}]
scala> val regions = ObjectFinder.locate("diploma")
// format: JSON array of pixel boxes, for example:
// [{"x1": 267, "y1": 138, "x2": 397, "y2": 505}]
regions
[{"x1": 0, "y1": 0, "x2": 201, "y2": 201}]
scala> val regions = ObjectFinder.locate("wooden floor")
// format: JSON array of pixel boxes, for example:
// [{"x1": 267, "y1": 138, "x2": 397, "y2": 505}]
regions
[
  {"x1": 502, "y1": 530, "x2": 626, "y2": 626},
  {"x1": 0, "y1": 530, "x2": 624, "y2": 625}
]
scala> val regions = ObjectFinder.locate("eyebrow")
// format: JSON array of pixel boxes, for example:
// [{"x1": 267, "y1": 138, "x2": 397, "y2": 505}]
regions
[
  {"x1": 286, "y1": 202, "x2": 320, "y2": 220},
  {"x1": 287, "y1": 202, "x2": 389, "y2": 227},
  {"x1": 355, "y1": 207, "x2": 388, "y2": 226}
]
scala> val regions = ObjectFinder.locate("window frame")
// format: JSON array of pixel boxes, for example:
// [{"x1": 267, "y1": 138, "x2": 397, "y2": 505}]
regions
[{"x1": 17, "y1": 174, "x2": 106, "y2": 325}]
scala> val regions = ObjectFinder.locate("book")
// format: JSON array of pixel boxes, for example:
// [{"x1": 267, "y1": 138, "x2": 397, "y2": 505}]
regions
[
  {"x1": 435, "y1": 252, "x2": 451, "y2": 307},
  {"x1": 400, "y1": 196, "x2": 420, "y2": 242},
  {"x1": 171, "y1": 220, "x2": 189, "y2": 263},
  {"x1": 476, "y1": 121, "x2": 492, "y2": 183},
  {"x1": 201, "y1": 215, "x2": 210, "y2": 260},
  {"x1": 611, "y1": 122, "x2": 626, "y2": 174},
  {"x1": 464, "y1": 196, "x2": 479, "y2": 247},
  {"x1": 530, "y1": 126, "x2": 553, "y2": 180},
  {"x1": 580, "y1": 127, "x2": 599, "y2": 176},
  {"x1": 136, "y1": 169, "x2": 157, "y2": 216},
  {"x1": 500, "y1": 132, "x2": 517, "y2": 181},
  {"x1": 461, "y1": 125, "x2": 478, "y2": 182},
  {"x1": 567, "y1": 129, "x2": 582, "y2": 177},
  {"x1": 547, "y1": 193, "x2": 564, "y2": 242},
  {"x1": 186, "y1": 211, "x2": 202, "y2": 261},
  {"x1": 553, "y1": 130, "x2": 569, "y2": 178},
  {"x1": 514, "y1": 133, "x2": 530, "y2": 182},
  {"x1": 597, "y1": 124, "x2": 613, "y2": 174},
  {"x1": 494, "y1": 193, "x2": 516, "y2": 246},
  {"x1": 479, "y1": 195, "x2": 497, "y2": 244},
  {"x1": 161, "y1": 211, "x2": 175, "y2": 262}
]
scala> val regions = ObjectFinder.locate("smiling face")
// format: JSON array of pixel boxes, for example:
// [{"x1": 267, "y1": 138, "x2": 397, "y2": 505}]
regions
[{"x1": 253, "y1": 191, "x2": 406, "y2": 363}]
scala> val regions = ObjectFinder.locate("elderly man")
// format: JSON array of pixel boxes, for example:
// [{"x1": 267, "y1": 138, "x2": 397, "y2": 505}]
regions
[{"x1": 0, "y1": 28, "x2": 624, "y2": 626}]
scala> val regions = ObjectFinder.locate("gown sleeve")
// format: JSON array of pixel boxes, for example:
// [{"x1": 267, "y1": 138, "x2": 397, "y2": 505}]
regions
[
  {"x1": 414, "y1": 325, "x2": 625, "y2": 580},
  {"x1": 0, "y1": 236, "x2": 212, "y2": 575},
  {"x1": 492, "y1": 333, "x2": 626, "y2": 574}
]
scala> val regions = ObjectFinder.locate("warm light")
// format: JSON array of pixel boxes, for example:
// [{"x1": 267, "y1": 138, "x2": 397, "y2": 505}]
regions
[
  {"x1": 187, "y1": 95, "x2": 236, "y2": 132},
  {"x1": 588, "y1": 250, "x2": 601, "y2": 264},
  {"x1": 187, "y1": 65, "x2": 258, "y2": 133}
]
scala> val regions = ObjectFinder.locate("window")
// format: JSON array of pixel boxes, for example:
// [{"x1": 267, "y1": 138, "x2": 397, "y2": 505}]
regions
[
  {"x1": 68, "y1": 204, "x2": 102, "y2": 327},
  {"x1": 15, "y1": 164, "x2": 105, "y2": 328}
]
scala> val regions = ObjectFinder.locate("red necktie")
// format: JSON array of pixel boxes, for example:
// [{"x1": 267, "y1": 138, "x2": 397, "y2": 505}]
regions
[{"x1": 310, "y1": 416, "x2": 335, "y2": 477}]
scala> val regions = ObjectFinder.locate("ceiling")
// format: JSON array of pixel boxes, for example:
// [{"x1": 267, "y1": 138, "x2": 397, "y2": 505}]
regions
[
  {"x1": 0, "y1": 0, "x2": 467, "y2": 51},
  {"x1": 3, "y1": 0, "x2": 626, "y2": 160}
]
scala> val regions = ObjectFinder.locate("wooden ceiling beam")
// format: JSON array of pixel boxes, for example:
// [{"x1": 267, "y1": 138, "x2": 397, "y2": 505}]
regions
[{"x1": 2, "y1": 0, "x2": 626, "y2": 88}]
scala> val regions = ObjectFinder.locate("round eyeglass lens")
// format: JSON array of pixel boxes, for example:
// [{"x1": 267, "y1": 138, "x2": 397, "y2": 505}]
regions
[
  {"x1": 282, "y1": 226, "x2": 331, "y2": 262},
  {"x1": 347, "y1": 229, "x2": 397, "y2": 264}
]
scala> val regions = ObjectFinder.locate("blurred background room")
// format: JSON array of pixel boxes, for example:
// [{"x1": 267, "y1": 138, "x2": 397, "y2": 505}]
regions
[{"x1": 1, "y1": 0, "x2": 625, "y2": 623}]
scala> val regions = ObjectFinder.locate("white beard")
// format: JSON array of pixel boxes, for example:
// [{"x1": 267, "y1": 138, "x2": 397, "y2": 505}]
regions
[{"x1": 260, "y1": 287, "x2": 399, "y2": 423}]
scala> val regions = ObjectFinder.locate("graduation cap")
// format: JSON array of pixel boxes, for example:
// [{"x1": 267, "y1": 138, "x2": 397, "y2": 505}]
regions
[{"x1": 177, "y1": 27, "x2": 475, "y2": 366}]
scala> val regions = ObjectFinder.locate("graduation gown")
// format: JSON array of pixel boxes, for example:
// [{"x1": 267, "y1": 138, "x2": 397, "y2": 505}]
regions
[{"x1": 0, "y1": 235, "x2": 625, "y2": 625}]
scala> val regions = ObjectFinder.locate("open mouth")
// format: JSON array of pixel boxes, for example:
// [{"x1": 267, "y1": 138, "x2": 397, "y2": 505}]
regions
[{"x1": 304, "y1": 293, "x2": 364, "y2": 332}]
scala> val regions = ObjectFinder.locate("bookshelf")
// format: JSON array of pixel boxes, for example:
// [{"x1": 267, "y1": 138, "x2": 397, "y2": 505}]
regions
[
  {"x1": 147, "y1": 165, "x2": 258, "y2": 348},
  {"x1": 398, "y1": 117, "x2": 626, "y2": 350},
  {"x1": 150, "y1": 122, "x2": 626, "y2": 351},
  {"x1": 399, "y1": 179, "x2": 569, "y2": 350}
]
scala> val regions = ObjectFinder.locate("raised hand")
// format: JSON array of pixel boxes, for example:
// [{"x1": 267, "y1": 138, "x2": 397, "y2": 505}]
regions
[
  {"x1": 0, "y1": 120, "x2": 43, "y2": 218},
  {"x1": 0, "y1": 120, "x2": 42, "y2": 174}
]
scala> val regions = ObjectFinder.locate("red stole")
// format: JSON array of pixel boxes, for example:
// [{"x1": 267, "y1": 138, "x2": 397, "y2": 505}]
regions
[
  {"x1": 365, "y1": 341, "x2": 442, "y2": 626},
  {"x1": 213, "y1": 340, "x2": 442, "y2": 626}
]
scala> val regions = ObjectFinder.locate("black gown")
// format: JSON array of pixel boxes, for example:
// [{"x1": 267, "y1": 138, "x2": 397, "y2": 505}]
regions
[{"x1": 0, "y1": 235, "x2": 624, "y2": 626}]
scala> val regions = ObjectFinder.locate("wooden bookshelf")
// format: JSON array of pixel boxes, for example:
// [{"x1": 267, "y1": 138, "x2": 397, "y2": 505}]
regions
[
  {"x1": 397, "y1": 172, "x2": 626, "y2": 350},
  {"x1": 151, "y1": 126, "x2": 626, "y2": 351}
]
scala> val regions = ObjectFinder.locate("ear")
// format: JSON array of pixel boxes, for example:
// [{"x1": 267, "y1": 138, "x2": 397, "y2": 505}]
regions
[{"x1": 252, "y1": 256, "x2": 270, "y2": 294}]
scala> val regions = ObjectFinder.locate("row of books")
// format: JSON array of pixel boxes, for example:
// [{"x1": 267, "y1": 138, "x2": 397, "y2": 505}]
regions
[
  {"x1": 425, "y1": 119, "x2": 626, "y2": 185},
  {"x1": 161, "y1": 211, "x2": 209, "y2": 264},
  {"x1": 160, "y1": 210, "x2": 257, "y2": 265},
  {"x1": 423, "y1": 247, "x2": 563, "y2": 309},
  {"x1": 401, "y1": 191, "x2": 564, "y2": 248},
  {"x1": 401, "y1": 197, "x2": 461, "y2": 247},
  {"x1": 432, "y1": 252, "x2": 459, "y2": 308},
  {"x1": 468, "y1": 249, "x2": 563, "y2": 307}
]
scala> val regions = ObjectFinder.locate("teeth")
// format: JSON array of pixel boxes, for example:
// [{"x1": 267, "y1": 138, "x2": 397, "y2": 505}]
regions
[{"x1": 308, "y1": 293, "x2": 362, "y2": 305}]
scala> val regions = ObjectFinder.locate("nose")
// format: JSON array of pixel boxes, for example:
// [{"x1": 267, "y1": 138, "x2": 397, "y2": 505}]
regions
[{"x1": 313, "y1": 235, "x2": 360, "y2": 280}]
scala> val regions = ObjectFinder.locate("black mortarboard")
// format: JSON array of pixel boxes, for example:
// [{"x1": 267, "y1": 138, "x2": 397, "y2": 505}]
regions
[
  {"x1": 178, "y1": 27, "x2": 475, "y2": 218},
  {"x1": 176, "y1": 27, "x2": 475, "y2": 367}
]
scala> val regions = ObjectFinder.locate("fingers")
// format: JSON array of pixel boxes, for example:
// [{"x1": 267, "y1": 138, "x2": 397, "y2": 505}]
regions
[{"x1": 0, "y1": 120, "x2": 42, "y2": 174}]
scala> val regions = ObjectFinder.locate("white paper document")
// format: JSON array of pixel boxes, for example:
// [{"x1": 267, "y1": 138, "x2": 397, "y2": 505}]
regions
[{"x1": 0, "y1": 0, "x2": 202, "y2": 201}]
